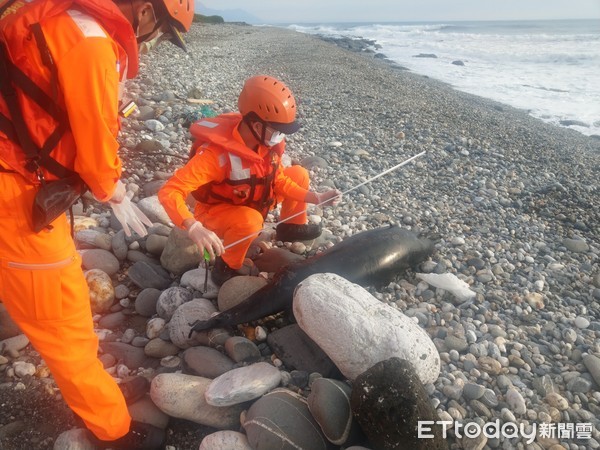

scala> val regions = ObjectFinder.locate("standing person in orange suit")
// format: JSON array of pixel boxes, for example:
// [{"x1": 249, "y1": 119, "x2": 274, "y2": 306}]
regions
[
  {"x1": 159, "y1": 75, "x2": 341, "y2": 285},
  {"x1": 0, "y1": 0, "x2": 193, "y2": 448}
]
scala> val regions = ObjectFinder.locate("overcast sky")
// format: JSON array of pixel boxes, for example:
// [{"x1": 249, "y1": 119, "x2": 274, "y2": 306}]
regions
[{"x1": 199, "y1": 0, "x2": 600, "y2": 23}]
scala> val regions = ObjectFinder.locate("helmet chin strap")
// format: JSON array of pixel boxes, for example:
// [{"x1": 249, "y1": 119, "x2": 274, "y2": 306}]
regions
[
  {"x1": 131, "y1": 1, "x2": 162, "y2": 44},
  {"x1": 136, "y1": 20, "x2": 162, "y2": 44},
  {"x1": 243, "y1": 115, "x2": 268, "y2": 147}
]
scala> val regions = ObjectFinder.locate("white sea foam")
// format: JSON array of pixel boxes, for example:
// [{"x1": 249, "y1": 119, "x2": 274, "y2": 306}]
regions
[{"x1": 286, "y1": 20, "x2": 600, "y2": 137}]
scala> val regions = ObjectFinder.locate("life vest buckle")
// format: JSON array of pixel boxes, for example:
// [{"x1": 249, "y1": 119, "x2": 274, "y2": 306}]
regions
[{"x1": 24, "y1": 158, "x2": 40, "y2": 174}]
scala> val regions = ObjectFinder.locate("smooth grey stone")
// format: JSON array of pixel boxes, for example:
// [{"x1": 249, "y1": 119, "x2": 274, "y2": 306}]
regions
[
  {"x1": 205, "y1": 362, "x2": 282, "y2": 407},
  {"x1": 160, "y1": 227, "x2": 202, "y2": 275},
  {"x1": 114, "y1": 284, "x2": 130, "y2": 300},
  {"x1": 131, "y1": 336, "x2": 150, "y2": 347},
  {"x1": 53, "y1": 428, "x2": 95, "y2": 450},
  {"x1": 144, "y1": 338, "x2": 180, "y2": 359},
  {"x1": 199, "y1": 431, "x2": 252, "y2": 450},
  {"x1": 463, "y1": 383, "x2": 486, "y2": 400},
  {"x1": 532, "y1": 375, "x2": 557, "y2": 397},
  {"x1": 150, "y1": 373, "x2": 245, "y2": 429},
  {"x1": 126, "y1": 250, "x2": 159, "y2": 265},
  {"x1": 136, "y1": 195, "x2": 169, "y2": 224},
  {"x1": 111, "y1": 230, "x2": 128, "y2": 261},
  {"x1": 445, "y1": 335, "x2": 469, "y2": 352},
  {"x1": 156, "y1": 286, "x2": 193, "y2": 321},
  {"x1": 583, "y1": 354, "x2": 600, "y2": 387},
  {"x1": 290, "y1": 370, "x2": 309, "y2": 389},
  {"x1": 563, "y1": 238, "x2": 589, "y2": 253},
  {"x1": 75, "y1": 229, "x2": 112, "y2": 251},
  {"x1": 217, "y1": 276, "x2": 269, "y2": 312},
  {"x1": 307, "y1": 378, "x2": 363, "y2": 446},
  {"x1": 147, "y1": 223, "x2": 172, "y2": 237},
  {"x1": 128, "y1": 396, "x2": 170, "y2": 429},
  {"x1": 479, "y1": 389, "x2": 500, "y2": 408},
  {"x1": 243, "y1": 388, "x2": 330, "y2": 450},
  {"x1": 100, "y1": 342, "x2": 154, "y2": 369},
  {"x1": 300, "y1": 155, "x2": 329, "y2": 170},
  {"x1": 80, "y1": 249, "x2": 120, "y2": 276},
  {"x1": 224, "y1": 336, "x2": 261, "y2": 363},
  {"x1": 169, "y1": 299, "x2": 229, "y2": 349},
  {"x1": 180, "y1": 267, "x2": 219, "y2": 299},
  {"x1": 182, "y1": 346, "x2": 236, "y2": 378},
  {"x1": 566, "y1": 376, "x2": 592, "y2": 393},
  {"x1": 470, "y1": 399, "x2": 492, "y2": 418},
  {"x1": 135, "y1": 288, "x2": 161, "y2": 317},
  {"x1": 128, "y1": 261, "x2": 171, "y2": 290},
  {"x1": 267, "y1": 324, "x2": 341, "y2": 378},
  {"x1": 146, "y1": 234, "x2": 168, "y2": 256},
  {"x1": 98, "y1": 312, "x2": 127, "y2": 329}
]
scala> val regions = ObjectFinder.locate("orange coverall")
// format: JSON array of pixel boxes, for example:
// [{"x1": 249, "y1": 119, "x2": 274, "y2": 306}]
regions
[
  {"x1": 159, "y1": 116, "x2": 311, "y2": 270},
  {"x1": 0, "y1": 4, "x2": 134, "y2": 441}
]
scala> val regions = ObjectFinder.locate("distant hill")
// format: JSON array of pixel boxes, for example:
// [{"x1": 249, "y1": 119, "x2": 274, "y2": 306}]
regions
[{"x1": 196, "y1": 2, "x2": 263, "y2": 24}]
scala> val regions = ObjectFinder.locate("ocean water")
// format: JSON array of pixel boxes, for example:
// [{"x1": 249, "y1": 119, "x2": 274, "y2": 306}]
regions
[{"x1": 284, "y1": 20, "x2": 600, "y2": 137}]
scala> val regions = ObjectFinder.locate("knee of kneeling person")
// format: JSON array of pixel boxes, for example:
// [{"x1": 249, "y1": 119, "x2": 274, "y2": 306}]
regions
[{"x1": 284, "y1": 165, "x2": 309, "y2": 188}]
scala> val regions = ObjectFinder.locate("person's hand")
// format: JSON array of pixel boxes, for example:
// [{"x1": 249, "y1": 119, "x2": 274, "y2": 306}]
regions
[
  {"x1": 315, "y1": 189, "x2": 342, "y2": 207},
  {"x1": 188, "y1": 221, "x2": 225, "y2": 260},
  {"x1": 108, "y1": 184, "x2": 153, "y2": 237}
]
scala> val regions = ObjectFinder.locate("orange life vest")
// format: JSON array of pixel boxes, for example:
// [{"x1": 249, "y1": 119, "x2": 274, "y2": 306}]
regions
[
  {"x1": 0, "y1": 0, "x2": 137, "y2": 182},
  {"x1": 189, "y1": 113, "x2": 285, "y2": 218}
]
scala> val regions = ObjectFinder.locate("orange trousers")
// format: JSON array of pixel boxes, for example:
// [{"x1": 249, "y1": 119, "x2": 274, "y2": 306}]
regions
[
  {"x1": 196, "y1": 165, "x2": 310, "y2": 269},
  {"x1": 0, "y1": 169, "x2": 130, "y2": 441}
]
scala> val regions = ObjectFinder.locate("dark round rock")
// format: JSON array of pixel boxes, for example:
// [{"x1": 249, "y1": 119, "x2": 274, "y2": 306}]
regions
[{"x1": 243, "y1": 389, "x2": 330, "y2": 450}]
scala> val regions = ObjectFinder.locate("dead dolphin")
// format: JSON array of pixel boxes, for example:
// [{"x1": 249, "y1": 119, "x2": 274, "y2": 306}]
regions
[{"x1": 189, "y1": 224, "x2": 435, "y2": 334}]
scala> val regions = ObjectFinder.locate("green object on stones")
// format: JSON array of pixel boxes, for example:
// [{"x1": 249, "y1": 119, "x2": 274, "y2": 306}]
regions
[{"x1": 200, "y1": 105, "x2": 217, "y2": 118}]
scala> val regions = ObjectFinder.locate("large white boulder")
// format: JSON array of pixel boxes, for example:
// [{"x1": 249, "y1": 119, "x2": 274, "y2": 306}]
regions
[{"x1": 293, "y1": 273, "x2": 440, "y2": 384}]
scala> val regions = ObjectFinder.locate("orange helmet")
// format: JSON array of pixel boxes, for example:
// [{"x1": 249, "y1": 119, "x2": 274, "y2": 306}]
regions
[
  {"x1": 238, "y1": 75, "x2": 301, "y2": 134},
  {"x1": 154, "y1": 0, "x2": 194, "y2": 51}
]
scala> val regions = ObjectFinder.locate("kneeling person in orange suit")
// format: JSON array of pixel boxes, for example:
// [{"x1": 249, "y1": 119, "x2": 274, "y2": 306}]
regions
[
  {"x1": 159, "y1": 75, "x2": 341, "y2": 285},
  {"x1": 0, "y1": 1, "x2": 193, "y2": 448}
]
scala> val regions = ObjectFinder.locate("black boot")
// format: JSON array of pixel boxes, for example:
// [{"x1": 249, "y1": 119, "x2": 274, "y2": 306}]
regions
[
  {"x1": 93, "y1": 421, "x2": 165, "y2": 450},
  {"x1": 211, "y1": 256, "x2": 238, "y2": 286},
  {"x1": 276, "y1": 222, "x2": 322, "y2": 241}
]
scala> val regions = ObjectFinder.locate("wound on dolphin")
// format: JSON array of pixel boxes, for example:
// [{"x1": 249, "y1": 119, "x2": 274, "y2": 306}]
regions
[{"x1": 188, "y1": 224, "x2": 436, "y2": 335}]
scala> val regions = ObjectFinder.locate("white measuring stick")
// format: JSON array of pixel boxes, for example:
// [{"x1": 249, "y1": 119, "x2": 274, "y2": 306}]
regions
[{"x1": 222, "y1": 150, "x2": 426, "y2": 251}]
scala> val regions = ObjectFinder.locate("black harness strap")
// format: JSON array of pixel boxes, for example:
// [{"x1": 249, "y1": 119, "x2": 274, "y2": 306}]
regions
[
  {"x1": 0, "y1": 110, "x2": 17, "y2": 141},
  {"x1": 0, "y1": 42, "x2": 41, "y2": 166},
  {"x1": 30, "y1": 23, "x2": 60, "y2": 107},
  {"x1": 192, "y1": 171, "x2": 278, "y2": 219},
  {"x1": 0, "y1": 0, "x2": 18, "y2": 18},
  {"x1": 0, "y1": 165, "x2": 15, "y2": 173},
  {"x1": 3, "y1": 46, "x2": 60, "y2": 119},
  {"x1": 0, "y1": 24, "x2": 73, "y2": 179}
]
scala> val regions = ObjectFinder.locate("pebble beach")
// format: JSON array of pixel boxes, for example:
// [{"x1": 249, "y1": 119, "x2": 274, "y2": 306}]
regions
[{"x1": 1, "y1": 23, "x2": 600, "y2": 450}]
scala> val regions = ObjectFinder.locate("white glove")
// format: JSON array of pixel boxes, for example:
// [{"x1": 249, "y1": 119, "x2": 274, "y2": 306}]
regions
[
  {"x1": 110, "y1": 180, "x2": 127, "y2": 203},
  {"x1": 315, "y1": 189, "x2": 342, "y2": 207},
  {"x1": 109, "y1": 191, "x2": 153, "y2": 237},
  {"x1": 188, "y1": 221, "x2": 225, "y2": 260}
]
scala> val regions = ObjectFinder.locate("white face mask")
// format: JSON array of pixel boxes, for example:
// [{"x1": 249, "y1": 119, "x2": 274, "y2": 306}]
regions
[
  {"x1": 138, "y1": 31, "x2": 165, "y2": 55},
  {"x1": 266, "y1": 130, "x2": 285, "y2": 147}
]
